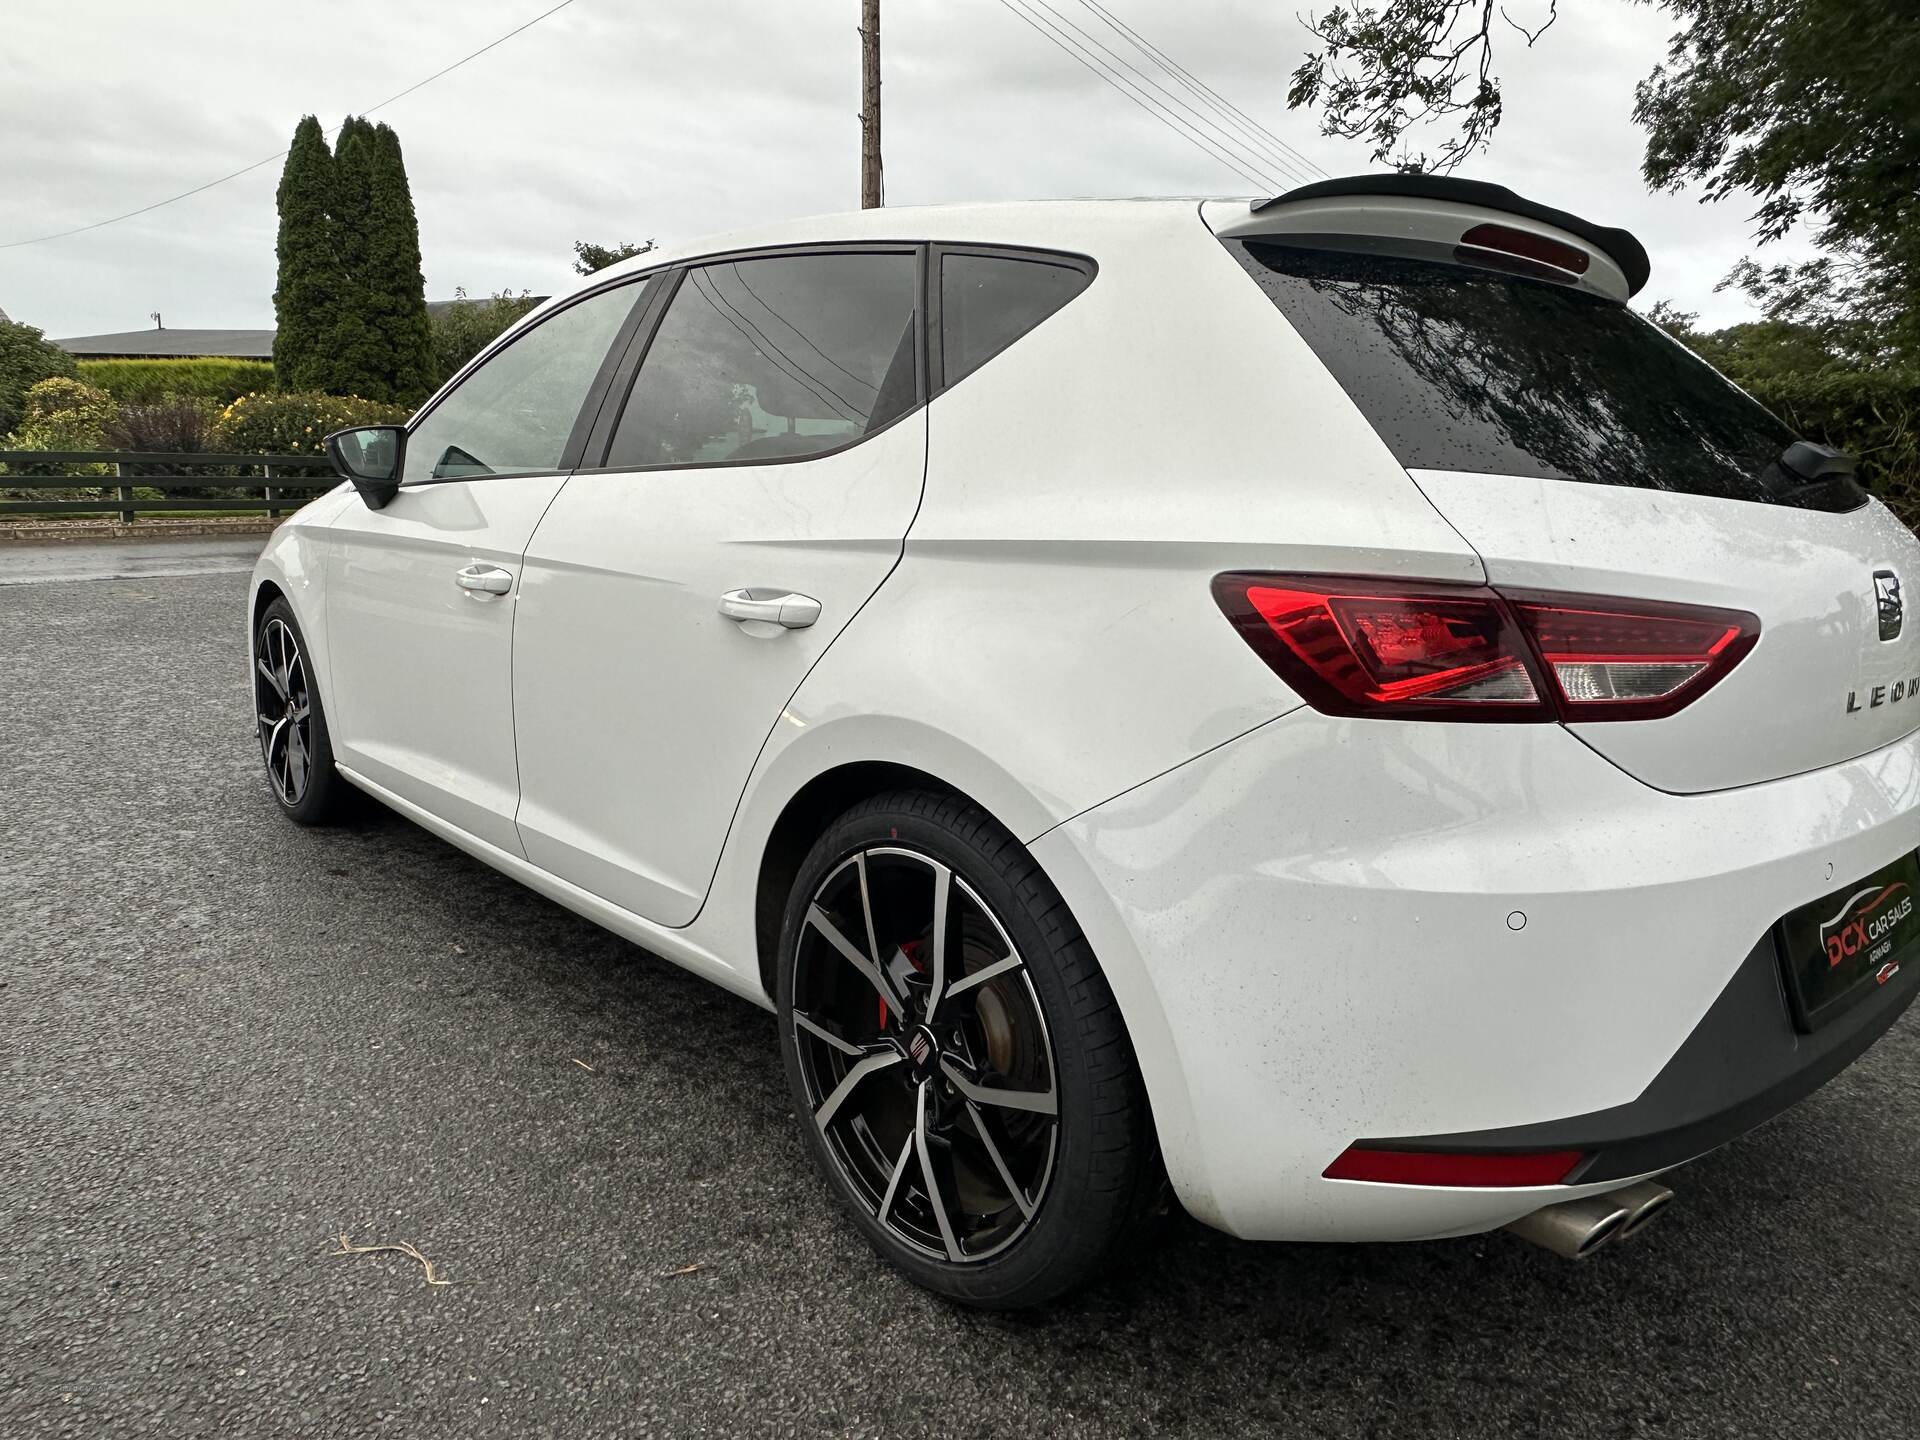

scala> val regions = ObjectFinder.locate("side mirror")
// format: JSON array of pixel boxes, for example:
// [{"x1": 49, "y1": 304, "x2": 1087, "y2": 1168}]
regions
[{"x1": 324, "y1": 425, "x2": 406, "y2": 509}]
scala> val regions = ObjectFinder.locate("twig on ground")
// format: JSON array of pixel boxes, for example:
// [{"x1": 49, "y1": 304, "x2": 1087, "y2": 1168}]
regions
[
  {"x1": 329, "y1": 1233, "x2": 453, "y2": 1286},
  {"x1": 663, "y1": 1263, "x2": 703, "y2": 1277},
  {"x1": 572, "y1": 1058, "x2": 596, "y2": 1072}
]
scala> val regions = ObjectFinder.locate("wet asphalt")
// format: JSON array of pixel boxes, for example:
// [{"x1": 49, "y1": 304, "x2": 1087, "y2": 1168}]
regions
[{"x1": 3, "y1": 560, "x2": 1919, "y2": 1438}]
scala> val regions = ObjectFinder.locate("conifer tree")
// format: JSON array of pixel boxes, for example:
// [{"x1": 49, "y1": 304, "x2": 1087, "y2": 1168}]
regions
[
  {"x1": 270, "y1": 114, "x2": 434, "y2": 402},
  {"x1": 327, "y1": 117, "x2": 383, "y2": 395},
  {"x1": 366, "y1": 123, "x2": 435, "y2": 402},
  {"x1": 271, "y1": 117, "x2": 346, "y2": 392}
]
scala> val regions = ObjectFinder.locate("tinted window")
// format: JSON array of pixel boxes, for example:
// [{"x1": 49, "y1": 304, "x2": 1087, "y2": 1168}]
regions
[
  {"x1": 941, "y1": 253, "x2": 1089, "y2": 387},
  {"x1": 606, "y1": 253, "x2": 916, "y2": 469},
  {"x1": 1226, "y1": 240, "x2": 1860, "y2": 512},
  {"x1": 404, "y1": 280, "x2": 643, "y2": 482}
]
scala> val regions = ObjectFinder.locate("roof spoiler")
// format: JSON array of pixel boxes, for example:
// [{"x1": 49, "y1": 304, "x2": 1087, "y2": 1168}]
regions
[{"x1": 1248, "y1": 173, "x2": 1651, "y2": 297}]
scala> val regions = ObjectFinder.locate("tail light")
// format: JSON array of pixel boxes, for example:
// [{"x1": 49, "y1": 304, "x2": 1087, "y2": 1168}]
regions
[{"x1": 1213, "y1": 574, "x2": 1758, "y2": 723}]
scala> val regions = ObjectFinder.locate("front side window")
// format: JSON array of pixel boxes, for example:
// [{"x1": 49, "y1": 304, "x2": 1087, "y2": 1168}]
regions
[
  {"x1": 605, "y1": 252, "x2": 917, "y2": 470},
  {"x1": 404, "y1": 280, "x2": 645, "y2": 483},
  {"x1": 940, "y1": 252, "x2": 1091, "y2": 388}
]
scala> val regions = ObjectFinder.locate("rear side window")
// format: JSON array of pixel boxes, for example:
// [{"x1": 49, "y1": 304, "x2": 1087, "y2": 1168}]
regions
[
  {"x1": 940, "y1": 253, "x2": 1090, "y2": 388},
  {"x1": 606, "y1": 252, "x2": 917, "y2": 469},
  {"x1": 1225, "y1": 239, "x2": 1856, "y2": 512}
]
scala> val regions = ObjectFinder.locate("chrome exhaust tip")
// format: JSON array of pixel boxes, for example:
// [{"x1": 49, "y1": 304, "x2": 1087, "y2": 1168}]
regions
[
  {"x1": 1503, "y1": 1193, "x2": 1634, "y2": 1259},
  {"x1": 1610, "y1": 1180, "x2": 1675, "y2": 1241}
]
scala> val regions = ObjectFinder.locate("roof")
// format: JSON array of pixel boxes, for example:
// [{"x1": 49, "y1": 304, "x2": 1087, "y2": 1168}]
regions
[
  {"x1": 52, "y1": 328, "x2": 274, "y2": 359},
  {"x1": 51, "y1": 298, "x2": 549, "y2": 360},
  {"x1": 1253, "y1": 173, "x2": 1651, "y2": 296}
]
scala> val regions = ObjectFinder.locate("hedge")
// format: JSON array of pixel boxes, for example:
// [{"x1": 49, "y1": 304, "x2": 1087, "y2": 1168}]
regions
[
  {"x1": 1738, "y1": 367, "x2": 1920, "y2": 530},
  {"x1": 77, "y1": 357, "x2": 276, "y2": 406}
]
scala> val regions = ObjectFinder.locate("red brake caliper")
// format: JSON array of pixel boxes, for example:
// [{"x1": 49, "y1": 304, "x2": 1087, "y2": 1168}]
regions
[{"x1": 881, "y1": 938, "x2": 927, "y2": 1028}]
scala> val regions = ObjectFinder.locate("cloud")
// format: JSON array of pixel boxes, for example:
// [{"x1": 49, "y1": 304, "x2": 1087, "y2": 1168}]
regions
[{"x1": 0, "y1": 0, "x2": 1813, "y2": 337}]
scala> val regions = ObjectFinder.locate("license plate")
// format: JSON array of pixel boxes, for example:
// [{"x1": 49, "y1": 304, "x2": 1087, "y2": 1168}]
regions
[{"x1": 1778, "y1": 851, "x2": 1920, "y2": 1030}]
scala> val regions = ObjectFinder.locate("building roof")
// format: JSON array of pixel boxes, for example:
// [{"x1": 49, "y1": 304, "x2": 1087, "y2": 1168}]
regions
[
  {"x1": 51, "y1": 298, "x2": 547, "y2": 361},
  {"x1": 52, "y1": 328, "x2": 274, "y2": 359}
]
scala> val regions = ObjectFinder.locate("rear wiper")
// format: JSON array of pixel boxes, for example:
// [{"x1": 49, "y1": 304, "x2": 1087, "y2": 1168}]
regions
[
  {"x1": 1777, "y1": 440, "x2": 1858, "y2": 483},
  {"x1": 1759, "y1": 440, "x2": 1866, "y2": 509}
]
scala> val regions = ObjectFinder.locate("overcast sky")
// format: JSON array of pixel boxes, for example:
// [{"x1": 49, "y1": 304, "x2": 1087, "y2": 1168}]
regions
[{"x1": 1, "y1": 0, "x2": 1817, "y2": 339}]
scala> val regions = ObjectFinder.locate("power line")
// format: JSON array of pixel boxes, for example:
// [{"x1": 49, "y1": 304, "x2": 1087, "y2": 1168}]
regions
[
  {"x1": 990, "y1": 0, "x2": 1272, "y2": 193},
  {"x1": 1022, "y1": 0, "x2": 1314, "y2": 191},
  {"x1": 1076, "y1": 0, "x2": 1329, "y2": 186},
  {"x1": 0, "y1": 0, "x2": 580, "y2": 250},
  {"x1": 1000, "y1": 0, "x2": 1289, "y2": 191}
]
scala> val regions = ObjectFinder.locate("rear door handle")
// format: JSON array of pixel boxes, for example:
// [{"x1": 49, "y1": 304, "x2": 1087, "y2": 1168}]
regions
[
  {"x1": 455, "y1": 564, "x2": 515, "y2": 596},
  {"x1": 718, "y1": 588, "x2": 821, "y2": 629}
]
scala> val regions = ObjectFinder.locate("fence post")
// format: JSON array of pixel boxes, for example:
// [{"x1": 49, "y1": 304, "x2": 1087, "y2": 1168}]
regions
[
  {"x1": 265, "y1": 461, "x2": 280, "y2": 519},
  {"x1": 116, "y1": 460, "x2": 134, "y2": 525}
]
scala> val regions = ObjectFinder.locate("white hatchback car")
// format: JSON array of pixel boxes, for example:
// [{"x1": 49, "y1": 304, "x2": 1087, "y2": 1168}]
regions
[{"x1": 252, "y1": 175, "x2": 1920, "y2": 1308}]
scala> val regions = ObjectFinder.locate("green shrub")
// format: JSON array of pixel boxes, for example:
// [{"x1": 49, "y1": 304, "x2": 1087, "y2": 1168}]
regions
[
  {"x1": 0, "y1": 318, "x2": 79, "y2": 436},
  {"x1": 1, "y1": 377, "x2": 119, "y2": 478},
  {"x1": 211, "y1": 390, "x2": 409, "y2": 460},
  {"x1": 76, "y1": 357, "x2": 274, "y2": 406},
  {"x1": 431, "y1": 289, "x2": 540, "y2": 388}
]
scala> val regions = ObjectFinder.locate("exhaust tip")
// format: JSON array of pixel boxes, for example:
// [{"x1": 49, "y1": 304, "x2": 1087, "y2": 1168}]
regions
[
  {"x1": 1611, "y1": 1181, "x2": 1675, "y2": 1241},
  {"x1": 1504, "y1": 1194, "x2": 1633, "y2": 1259}
]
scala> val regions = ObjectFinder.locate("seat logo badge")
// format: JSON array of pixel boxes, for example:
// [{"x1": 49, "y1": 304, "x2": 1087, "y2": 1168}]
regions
[
  {"x1": 1876, "y1": 569, "x2": 1903, "y2": 641},
  {"x1": 909, "y1": 1028, "x2": 934, "y2": 1067}
]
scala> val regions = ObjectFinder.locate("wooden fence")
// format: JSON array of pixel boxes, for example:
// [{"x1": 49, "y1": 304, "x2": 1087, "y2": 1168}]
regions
[{"x1": 0, "y1": 451, "x2": 336, "y2": 522}]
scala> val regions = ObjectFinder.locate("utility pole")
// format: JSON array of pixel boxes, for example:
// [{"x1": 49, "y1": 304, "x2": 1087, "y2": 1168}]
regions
[{"x1": 860, "y1": 0, "x2": 882, "y2": 209}]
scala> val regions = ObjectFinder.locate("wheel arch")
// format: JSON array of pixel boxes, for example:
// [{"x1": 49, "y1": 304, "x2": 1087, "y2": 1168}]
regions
[
  {"x1": 251, "y1": 577, "x2": 286, "y2": 637},
  {"x1": 743, "y1": 747, "x2": 1203, "y2": 1228},
  {"x1": 752, "y1": 760, "x2": 967, "y2": 999}
]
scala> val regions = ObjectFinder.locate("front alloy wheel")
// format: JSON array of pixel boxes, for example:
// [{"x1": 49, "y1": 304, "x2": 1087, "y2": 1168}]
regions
[
  {"x1": 252, "y1": 597, "x2": 348, "y2": 825},
  {"x1": 255, "y1": 615, "x2": 313, "y2": 807},
  {"x1": 779, "y1": 791, "x2": 1163, "y2": 1308}
]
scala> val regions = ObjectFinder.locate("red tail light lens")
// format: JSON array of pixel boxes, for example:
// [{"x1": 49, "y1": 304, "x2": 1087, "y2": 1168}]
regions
[
  {"x1": 1214, "y1": 573, "x2": 1758, "y2": 723},
  {"x1": 1506, "y1": 591, "x2": 1760, "y2": 720}
]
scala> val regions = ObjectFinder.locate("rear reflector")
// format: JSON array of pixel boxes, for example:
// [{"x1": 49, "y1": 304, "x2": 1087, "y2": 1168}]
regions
[
  {"x1": 1213, "y1": 574, "x2": 1758, "y2": 723},
  {"x1": 1459, "y1": 222, "x2": 1591, "y2": 276},
  {"x1": 1324, "y1": 1145, "x2": 1585, "y2": 1187}
]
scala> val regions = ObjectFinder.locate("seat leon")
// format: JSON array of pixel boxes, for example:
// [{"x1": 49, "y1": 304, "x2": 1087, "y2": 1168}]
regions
[{"x1": 249, "y1": 175, "x2": 1920, "y2": 1308}]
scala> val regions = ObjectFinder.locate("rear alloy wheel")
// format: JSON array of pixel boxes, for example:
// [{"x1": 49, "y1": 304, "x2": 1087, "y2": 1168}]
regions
[
  {"x1": 778, "y1": 791, "x2": 1163, "y2": 1308},
  {"x1": 254, "y1": 598, "x2": 349, "y2": 825}
]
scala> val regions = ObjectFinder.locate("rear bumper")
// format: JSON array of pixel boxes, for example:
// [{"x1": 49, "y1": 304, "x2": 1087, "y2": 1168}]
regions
[
  {"x1": 1363, "y1": 927, "x2": 1920, "y2": 1185},
  {"x1": 1029, "y1": 711, "x2": 1920, "y2": 1243}
]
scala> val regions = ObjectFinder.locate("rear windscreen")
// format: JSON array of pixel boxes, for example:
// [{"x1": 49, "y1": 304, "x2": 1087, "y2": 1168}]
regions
[{"x1": 1227, "y1": 239, "x2": 1861, "y2": 512}]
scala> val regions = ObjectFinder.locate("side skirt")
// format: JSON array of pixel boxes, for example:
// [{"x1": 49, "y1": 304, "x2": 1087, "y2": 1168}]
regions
[{"x1": 336, "y1": 764, "x2": 774, "y2": 1012}]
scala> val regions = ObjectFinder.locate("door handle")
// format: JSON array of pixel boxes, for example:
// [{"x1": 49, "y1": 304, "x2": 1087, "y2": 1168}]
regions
[
  {"x1": 718, "y1": 588, "x2": 821, "y2": 629},
  {"x1": 455, "y1": 564, "x2": 515, "y2": 596}
]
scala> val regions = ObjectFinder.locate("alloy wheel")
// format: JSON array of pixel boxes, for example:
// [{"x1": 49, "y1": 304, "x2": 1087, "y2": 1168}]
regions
[
  {"x1": 791, "y1": 846, "x2": 1060, "y2": 1263},
  {"x1": 254, "y1": 617, "x2": 313, "y2": 807}
]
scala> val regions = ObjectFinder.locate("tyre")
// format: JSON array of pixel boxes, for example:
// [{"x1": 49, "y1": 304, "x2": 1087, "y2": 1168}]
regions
[
  {"x1": 776, "y1": 789, "x2": 1163, "y2": 1308},
  {"x1": 253, "y1": 597, "x2": 350, "y2": 825}
]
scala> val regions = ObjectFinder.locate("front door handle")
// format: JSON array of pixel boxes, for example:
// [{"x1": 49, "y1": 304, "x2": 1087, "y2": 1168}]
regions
[
  {"x1": 718, "y1": 588, "x2": 821, "y2": 629},
  {"x1": 455, "y1": 564, "x2": 515, "y2": 596}
]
